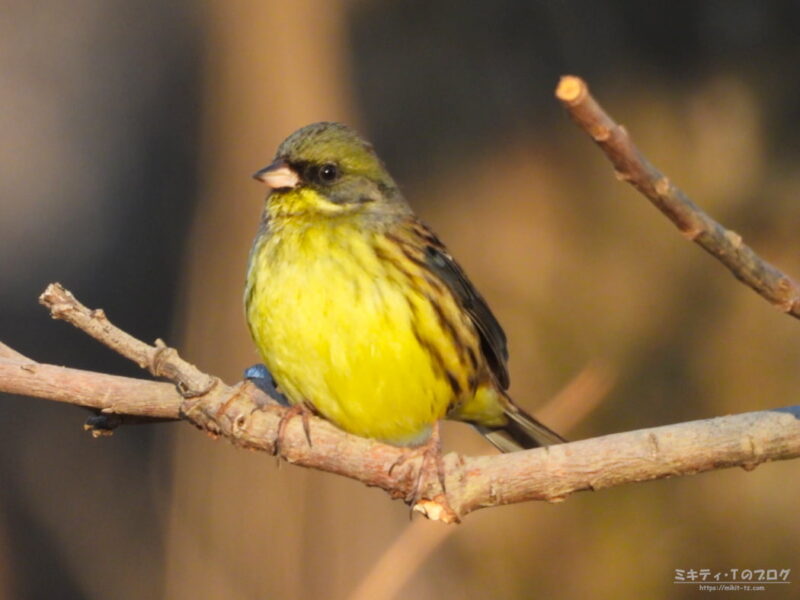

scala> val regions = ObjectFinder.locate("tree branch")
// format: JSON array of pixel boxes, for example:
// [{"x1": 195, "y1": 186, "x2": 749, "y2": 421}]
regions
[
  {"x1": 39, "y1": 284, "x2": 219, "y2": 396},
  {"x1": 0, "y1": 282, "x2": 795, "y2": 522},
  {"x1": 0, "y1": 357, "x2": 181, "y2": 418},
  {"x1": 555, "y1": 75, "x2": 800, "y2": 318},
  {"x1": 3, "y1": 77, "x2": 799, "y2": 522}
]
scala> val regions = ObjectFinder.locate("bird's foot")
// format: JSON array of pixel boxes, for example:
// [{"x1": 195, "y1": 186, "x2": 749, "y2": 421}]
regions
[
  {"x1": 389, "y1": 423, "x2": 458, "y2": 522},
  {"x1": 273, "y1": 402, "x2": 314, "y2": 456},
  {"x1": 243, "y1": 364, "x2": 313, "y2": 456},
  {"x1": 244, "y1": 363, "x2": 290, "y2": 407}
]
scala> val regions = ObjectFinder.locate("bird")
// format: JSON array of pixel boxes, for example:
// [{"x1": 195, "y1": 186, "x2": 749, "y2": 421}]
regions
[{"x1": 245, "y1": 121, "x2": 564, "y2": 455}]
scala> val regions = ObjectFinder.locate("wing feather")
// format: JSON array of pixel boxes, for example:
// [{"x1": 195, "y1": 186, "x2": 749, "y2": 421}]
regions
[{"x1": 414, "y1": 221, "x2": 510, "y2": 389}]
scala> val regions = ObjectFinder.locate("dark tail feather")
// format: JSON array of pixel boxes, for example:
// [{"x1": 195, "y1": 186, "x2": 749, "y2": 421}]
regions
[{"x1": 477, "y1": 397, "x2": 566, "y2": 453}]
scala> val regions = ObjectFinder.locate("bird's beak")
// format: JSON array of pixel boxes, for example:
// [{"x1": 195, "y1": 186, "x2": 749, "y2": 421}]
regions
[{"x1": 252, "y1": 159, "x2": 300, "y2": 190}]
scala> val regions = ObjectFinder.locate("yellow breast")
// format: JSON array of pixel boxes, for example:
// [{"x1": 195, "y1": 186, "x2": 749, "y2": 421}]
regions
[{"x1": 245, "y1": 215, "x2": 477, "y2": 445}]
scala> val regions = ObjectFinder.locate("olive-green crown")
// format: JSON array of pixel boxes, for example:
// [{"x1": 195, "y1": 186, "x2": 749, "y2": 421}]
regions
[{"x1": 276, "y1": 122, "x2": 396, "y2": 191}]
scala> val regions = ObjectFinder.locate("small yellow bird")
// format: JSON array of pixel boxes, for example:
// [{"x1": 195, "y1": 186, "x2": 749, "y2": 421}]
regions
[{"x1": 246, "y1": 122, "x2": 563, "y2": 452}]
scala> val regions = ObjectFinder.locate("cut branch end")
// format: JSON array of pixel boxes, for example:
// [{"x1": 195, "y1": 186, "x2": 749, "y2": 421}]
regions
[{"x1": 555, "y1": 75, "x2": 587, "y2": 104}]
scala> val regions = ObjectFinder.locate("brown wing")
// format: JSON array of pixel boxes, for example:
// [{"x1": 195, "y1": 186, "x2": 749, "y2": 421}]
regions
[{"x1": 414, "y1": 221, "x2": 511, "y2": 390}]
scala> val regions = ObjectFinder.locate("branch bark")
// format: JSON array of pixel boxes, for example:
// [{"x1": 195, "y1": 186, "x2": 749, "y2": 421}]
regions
[
  {"x1": 0, "y1": 282, "x2": 796, "y2": 522},
  {"x1": 0, "y1": 357, "x2": 180, "y2": 418},
  {"x1": 555, "y1": 75, "x2": 800, "y2": 318},
  {"x1": 2, "y1": 77, "x2": 799, "y2": 523}
]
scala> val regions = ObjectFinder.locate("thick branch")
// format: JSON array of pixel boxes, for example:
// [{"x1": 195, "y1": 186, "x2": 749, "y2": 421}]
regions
[
  {"x1": 2, "y1": 346, "x2": 799, "y2": 519},
  {"x1": 556, "y1": 75, "x2": 800, "y2": 318},
  {"x1": 186, "y1": 382, "x2": 800, "y2": 518}
]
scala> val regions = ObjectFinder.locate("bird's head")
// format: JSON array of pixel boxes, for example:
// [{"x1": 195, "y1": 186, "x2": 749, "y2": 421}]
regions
[{"x1": 254, "y1": 122, "x2": 405, "y2": 220}]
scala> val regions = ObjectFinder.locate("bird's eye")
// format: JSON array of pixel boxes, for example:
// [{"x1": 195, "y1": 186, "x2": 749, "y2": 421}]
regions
[{"x1": 319, "y1": 163, "x2": 339, "y2": 184}]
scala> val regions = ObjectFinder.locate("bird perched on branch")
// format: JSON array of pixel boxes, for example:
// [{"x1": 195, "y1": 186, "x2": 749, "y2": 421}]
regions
[{"x1": 245, "y1": 122, "x2": 563, "y2": 455}]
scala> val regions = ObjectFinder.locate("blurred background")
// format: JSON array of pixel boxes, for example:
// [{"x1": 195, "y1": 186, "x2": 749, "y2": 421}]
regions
[{"x1": 2, "y1": 1, "x2": 799, "y2": 598}]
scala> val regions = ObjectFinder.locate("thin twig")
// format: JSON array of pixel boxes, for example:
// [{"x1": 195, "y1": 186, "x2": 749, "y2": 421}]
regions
[
  {"x1": 555, "y1": 75, "x2": 800, "y2": 318},
  {"x1": 39, "y1": 283, "x2": 219, "y2": 396}
]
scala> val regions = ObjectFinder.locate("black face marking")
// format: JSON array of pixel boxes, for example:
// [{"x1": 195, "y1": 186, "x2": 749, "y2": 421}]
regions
[{"x1": 292, "y1": 160, "x2": 341, "y2": 187}]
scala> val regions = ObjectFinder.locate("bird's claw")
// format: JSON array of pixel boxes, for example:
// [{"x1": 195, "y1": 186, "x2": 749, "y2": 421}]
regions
[{"x1": 274, "y1": 403, "x2": 313, "y2": 456}]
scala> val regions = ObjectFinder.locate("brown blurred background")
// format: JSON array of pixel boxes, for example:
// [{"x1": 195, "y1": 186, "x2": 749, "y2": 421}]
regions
[{"x1": 2, "y1": 1, "x2": 800, "y2": 598}]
